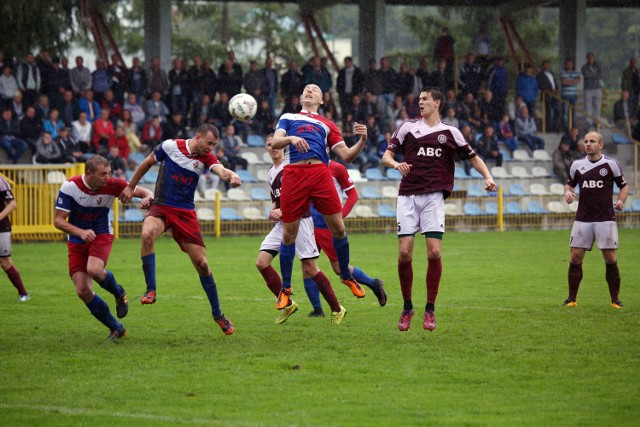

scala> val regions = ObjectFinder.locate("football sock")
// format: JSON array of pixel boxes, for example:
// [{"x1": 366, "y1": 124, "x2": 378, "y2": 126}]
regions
[
  {"x1": 303, "y1": 277, "x2": 322, "y2": 310},
  {"x1": 141, "y1": 253, "x2": 157, "y2": 292},
  {"x1": 312, "y1": 271, "x2": 341, "y2": 312},
  {"x1": 425, "y1": 302, "x2": 435, "y2": 312},
  {"x1": 259, "y1": 265, "x2": 282, "y2": 297},
  {"x1": 568, "y1": 263, "x2": 583, "y2": 300},
  {"x1": 98, "y1": 270, "x2": 124, "y2": 298},
  {"x1": 426, "y1": 257, "x2": 442, "y2": 304},
  {"x1": 352, "y1": 266, "x2": 374, "y2": 288},
  {"x1": 279, "y1": 243, "x2": 295, "y2": 290},
  {"x1": 398, "y1": 259, "x2": 413, "y2": 306},
  {"x1": 605, "y1": 262, "x2": 621, "y2": 302},
  {"x1": 5, "y1": 266, "x2": 27, "y2": 296},
  {"x1": 86, "y1": 294, "x2": 121, "y2": 331},
  {"x1": 200, "y1": 274, "x2": 222, "y2": 318},
  {"x1": 332, "y1": 236, "x2": 351, "y2": 280}
]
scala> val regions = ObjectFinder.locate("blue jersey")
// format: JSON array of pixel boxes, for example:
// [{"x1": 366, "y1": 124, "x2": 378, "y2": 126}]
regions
[
  {"x1": 153, "y1": 139, "x2": 220, "y2": 210},
  {"x1": 55, "y1": 175, "x2": 128, "y2": 244},
  {"x1": 275, "y1": 110, "x2": 345, "y2": 165}
]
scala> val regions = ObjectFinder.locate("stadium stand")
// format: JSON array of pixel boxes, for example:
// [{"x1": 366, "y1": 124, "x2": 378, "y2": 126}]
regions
[
  {"x1": 227, "y1": 188, "x2": 251, "y2": 201},
  {"x1": 361, "y1": 186, "x2": 382, "y2": 199},
  {"x1": 377, "y1": 204, "x2": 396, "y2": 218},
  {"x1": 529, "y1": 183, "x2": 550, "y2": 195},
  {"x1": 454, "y1": 166, "x2": 469, "y2": 180},
  {"x1": 507, "y1": 183, "x2": 528, "y2": 196},
  {"x1": 348, "y1": 169, "x2": 367, "y2": 182},
  {"x1": 239, "y1": 152, "x2": 263, "y2": 165},
  {"x1": 467, "y1": 184, "x2": 487, "y2": 197},
  {"x1": 381, "y1": 185, "x2": 399, "y2": 198},
  {"x1": 549, "y1": 183, "x2": 565, "y2": 195},
  {"x1": 533, "y1": 150, "x2": 552, "y2": 161},
  {"x1": 256, "y1": 169, "x2": 268, "y2": 182},
  {"x1": 505, "y1": 202, "x2": 524, "y2": 214},
  {"x1": 484, "y1": 202, "x2": 498, "y2": 215},
  {"x1": 386, "y1": 168, "x2": 402, "y2": 180},
  {"x1": 527, "y1": 200, "x2": 548, "y2": 214},
  {"x1": 220, "y1": 207, "x2": 242, "y2": 220},
  {"x1": 46, "y1": 171, "x2": 66, "y2": 184},
  {"x1": 196, "y1": 207, "x2": 215, "y2": 221},
  {"x1": 204, "y1": 188, "x2": 225, "y2": 201},
  {"x1": 612, "y1": 133, "x2": 632, "y2": 144},
  {"x1": 365, "y1": 168, "x2": 387, "y2": 181},
  {"x1": 123, "y1": 208, "x2": 144, "y2": 222},
  {"x1": 491, "y1": 166, "x2": 512, "y2": 179},
  {"x1": 463, "y1": 202, "x2": 483, "y2": 215},
  {"x1": 547, "y1": 201, "x2": 569, "y2": 213},
  {"x1": 513, "y1": 149, "x2": 532, "y2": 161},
  {"x1": 250, "y1": 188, "x2": 271, "y2": 201},
  {"x1": 236, "y1": 169, "x2": 257, "y2": 183},
  {"x1": 511, "y1": 166, "x2": 532, "y2": 178},
  {"x1": 632, "y1": 199, "x2": 640, "y2": 212},
  {"x1": 531, "y1": 166, "x2": 549, "y2": 177},
  {"x1": 242, "y1": 207, "x2": 264, "y2": 220},
  {"x1": 355, "y1": 205, "x2": 376, "y2": 218},
  {"x1": 247, "y1": 135, "x2": 265, "y2": 147},
  {"x1": 444, "y1": 203, "x2": 462, "y2": 215}
]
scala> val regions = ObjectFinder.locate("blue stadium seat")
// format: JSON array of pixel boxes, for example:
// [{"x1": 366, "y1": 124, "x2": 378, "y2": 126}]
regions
[
  {"x1": 250, "y1": 187, "x2": 271, "y2": 201},
  {"x1": 455, "y1": 166, "x2": 469, "y2": 179},
  {"x1": 505, "y1": 202, "x2": 524, "y2": 214},
  {"x1": 123, "y1": 208, "x2": 144, "y2": 222},
  {"x1": 143, "y1": 170, "x2": 158, "y2": 183},
  {"x1": 125, "y1": 170, "x2": 135, "y2": 181},
  {"x1": 365, "y1": 168, "x2": 386, "y2": 181},
  {"x1": 377, "y1": 204, "x2": 396, "y2": 218},
  {"x1": 469, "y1": 168, "x2": 483, "y2": 179},
  {"x1": 484, "y1": 202, "x2": 498, "y2": 215},
  {"x1": 631, "y1": 199, "x2": 640, "y2": 212},
  {"x1": 128, "y1": 152, "x2": 146, "y2": 165},
  {"x1": 507, "y1": 183, "x2": 528, "y2": 196},
  {"x1": 361, "y1": 186, "x2": 382, "y2": 199},
  {"x1": 463, "y1": 202, "x2": 483, "y2": 215},
  {"x1": 527, "y1": 201, "x2": 548, "y2": 214},
  {"x1": 247, "y1": 135, "x2": 265, "y2": 147},
  {"x1": 220, "y1": 207, "x2": 242, "y2": 220},
  {"x1": 236, "y1": 169, "x2": 257, "y2": 183},
  {"x1": 500, "y1": 149, "x2": 512, "y2": 162},
  {"x1": 386, "y1": 168, "x2": 402, "y2": 180},
  {"x1": 467, "y1": 184, "x2": 486, "y2": 197},
  {"x1": 612, "y1": 133, "x2": 631, "y2": 144}
]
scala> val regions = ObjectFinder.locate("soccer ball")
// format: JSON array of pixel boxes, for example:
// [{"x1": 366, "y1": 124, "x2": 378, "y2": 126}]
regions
[{"x1": 228, "y1": 93, "x2": 257, "y2": 122}]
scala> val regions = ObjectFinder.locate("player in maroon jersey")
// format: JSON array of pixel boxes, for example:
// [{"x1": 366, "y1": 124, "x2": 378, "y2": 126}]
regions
[
  {"x1": 382, "y1": 87, "x2": 496, "y2": 332},
  {"x1": 563, "y1": 131, "x2": 628, "y2": 308},
  {"x1": 0, "y1": 175, "x2": 29, "y2": 302}
]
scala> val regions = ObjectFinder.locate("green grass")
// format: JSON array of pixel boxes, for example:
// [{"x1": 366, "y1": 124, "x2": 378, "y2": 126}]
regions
[{"x1": 1, "y1": 229, "x2": 639, "y2": 426}]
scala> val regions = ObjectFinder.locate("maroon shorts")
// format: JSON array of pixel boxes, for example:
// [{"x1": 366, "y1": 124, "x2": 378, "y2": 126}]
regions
[
  {"x1": 280, "y1": 164, "x2": 342, "y2": 223},
  {"x1": 67, "y1": 234, "x2": 114, "y2": 277},
  {"x1": 147, "y1": 204, "x2": 204, "y2": 252},
  {"x1": 314, "y1": 227, "x2": 337, "y2": 262}
]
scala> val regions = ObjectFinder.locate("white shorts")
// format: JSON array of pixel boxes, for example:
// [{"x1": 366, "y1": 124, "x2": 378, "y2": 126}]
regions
[
  {"x1": 0, "y1": 232, "x2": 12, "y2": 257},
  {"x1": 570, "y1": 221, "x2": 618, "y2": 250},
  {"x1": 259, "y1": 217, "x2": 319, "y2": 259},
  {"x1": 396, "y1": 193, "x2": 445, "y2": 236}
]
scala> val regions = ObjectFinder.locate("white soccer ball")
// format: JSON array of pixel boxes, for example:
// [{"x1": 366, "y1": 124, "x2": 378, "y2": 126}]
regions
[{"x1": 228, "y1": 93, "x2": 257, "y2": 122}]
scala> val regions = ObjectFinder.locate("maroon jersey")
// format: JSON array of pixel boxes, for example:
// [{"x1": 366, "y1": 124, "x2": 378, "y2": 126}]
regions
[
  {"x1": 0, "y1": 176, "x2": 14, "y2": 232},
  {"x1": 268, "y1": 162, "x2": 310, "y2": 217},
  {"x1": 568, "y1": 155, "x2": 626, "y2": 222},
  {"x1": 387, "y1": 119, "x2": 476, "y2": 197}
]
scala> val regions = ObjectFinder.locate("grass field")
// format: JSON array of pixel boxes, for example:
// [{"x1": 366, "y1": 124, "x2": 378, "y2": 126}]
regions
[{"x1": 1, "y1": 229, "x2": 639, "y2": 426}]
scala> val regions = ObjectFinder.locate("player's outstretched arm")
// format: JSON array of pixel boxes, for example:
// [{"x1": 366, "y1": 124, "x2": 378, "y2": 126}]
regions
[
  {"x1": 614, "y1": 185, "x2": 629, "y2": 211},
  {"x1": 0, "y1": 199, "x2": 16, "y2": 222},
  {"x1": 272, "y1": 130, "x2": 310, "y2": 153},
  {"x1": 212, "y1": 165, "x2": 241, "y2": 188},
  {"x1": 333, "y1": 123, "x2": 367, "y2": 163},
  {"x1": 133, "y1": 186, "x2": 154, "y2": 209},
  {"x1": 564, "y1": 184, "x2": 576, "y2": 204},
  {"x1": 54, "y1": 209, "x2": 96, "y2": 243},
  {"x1": 120, "y1": 153, "x2": 157, "y2": 203},
  {"x1": 469, "y1": 156, "x2": 496, "y2": 191}
]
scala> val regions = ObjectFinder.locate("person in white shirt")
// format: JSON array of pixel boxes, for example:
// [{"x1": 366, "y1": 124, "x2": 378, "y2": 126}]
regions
[{"x1": 72, "y1": 111, "x2": 93, "y2": 150}]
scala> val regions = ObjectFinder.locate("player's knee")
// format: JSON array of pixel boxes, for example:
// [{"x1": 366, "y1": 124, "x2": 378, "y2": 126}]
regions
[
  {"x1": 301, "y1": 261, "x2": 319, "y2": 277},
  {"x1": 86, "y1": 266, "x2": 103, "y2": 281},
  {"x1": 427, "y1": 249, "x2": 441, "y2": 260},
  {"x1": 75, "y1": 287, "x2": 93, "y2": 301},
  {"x1": 195, "y1": 258, "x2": 210, "y2": 276},
  {"x1": 398, "y1": 249, "x2": 413, "y2": 262},
  {"x1": 256, "y1": 259, "x2": 269, "y2": 270},
  {"x1": 141, "y1": 228, "x2": 157, "y2": 246}
]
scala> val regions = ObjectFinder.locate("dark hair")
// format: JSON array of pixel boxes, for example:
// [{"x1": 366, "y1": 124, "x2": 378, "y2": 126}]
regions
[
  {"x1": 420, "y1": 86, "x2": 445, "y2": 114},
  {"x1": 196, "y1": 123, "x2": 219, "y2": 139}
]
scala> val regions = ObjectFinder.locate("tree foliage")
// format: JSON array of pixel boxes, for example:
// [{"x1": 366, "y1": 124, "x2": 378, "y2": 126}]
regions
[{"x1": 0, "y1": 0, "x2": 77, "y2": 58}]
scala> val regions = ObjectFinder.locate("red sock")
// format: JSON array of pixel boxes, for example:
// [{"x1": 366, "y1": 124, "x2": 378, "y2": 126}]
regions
[
  {"x1": 312, "y1": 271, "x2": 341, "y2": 312},
  {"x1": 426, "y1": 257, "x2": 442, "y2": 304},
  {"x1": 6, "y1": 266, "x2": 27, "y2": 296},
  {"x1": 259, "y1": 265, "x2": 282, "y2": 297},
  {"x1": 568, "y1": 263, "x2": 582, "y2": 300},
  {"x1": 605, "y1": 262, "x2": 620, "y2": 302},
  {"x1": 398, "y1": 260, "x2": 413, "y2": 304}
]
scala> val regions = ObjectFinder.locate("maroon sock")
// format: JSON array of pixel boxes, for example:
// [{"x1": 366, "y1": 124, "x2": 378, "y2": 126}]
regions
[
  {"x1": 312, "y1": 271, "x2": 341, "y2": 312},
  {"x1": 426, "y1": 257, "x2": 442, "y2": 305},
  {"x1": 605, "y1": 262, "x2": 621, "y2": 302},
  {"x1": 568, "y1": 263, "x2": 582, "y2": 300},
  {"x1": 259, "y1": 265, "x2": 282, "y2": 297},
  {"x1": 6, "y1": 266, "x2": 27, "y2": 296},
  {"x1": 398, "y1": 260, "x2": 413, "y2": 304}
]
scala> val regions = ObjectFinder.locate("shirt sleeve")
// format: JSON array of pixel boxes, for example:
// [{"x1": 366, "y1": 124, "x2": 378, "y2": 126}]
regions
[{"x1": 55, "y1": 182, "x2": 74, "y2": 212}]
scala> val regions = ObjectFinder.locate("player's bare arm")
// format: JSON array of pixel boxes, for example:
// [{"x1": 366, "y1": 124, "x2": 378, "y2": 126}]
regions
[
  {"x1": 0, "y1": 199, "x2": 16, "y2": 221},
  {"x1": 120, "y1": 153, "x2": 158, "y2": 202},
  {"x1": 614, "y1": 185, "x2": 629, "y2": 211},
  {"x1": 468, "y1": 156, "x2": 497, "y2": 191},
  {"x1": 269, "y1": 205, "x2": 282, "y2": 222},
  {"x1": 333, "y1": 123, "x2": 367, "y2": 163},
  {"x1": 271, "y1": 130, "x2": 309, "y2": 153},
  {"x1": 212, "y1": 164, "x2": 241, "y2": 188},
  {"x1": 54, "y1": 209, "x2": 96, "y2": 243},
  {"x1": 133, "y1": 187, "x2": 154, "y2": 209},
  {"x1": 381, "y1": 149, "x2": 411, "y2": 176},
  {"x1": 564, "y1": 184, "x2": 576, "y2": 204}
]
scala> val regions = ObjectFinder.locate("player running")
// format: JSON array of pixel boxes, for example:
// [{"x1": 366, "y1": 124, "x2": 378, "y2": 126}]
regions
[
  {"x1": 271, "y1": 84, "x2": 368, "y2": 320},
  {"x1": 54, "y1": 155, "x2": 153, "y2": 340},
  {"x1": 382, "y1": 87, "x2": 496, "y2": 332},
  {"x1": 256, "y1": 135, "x2": 346, "y2": 324},
  {"x1": 563, "y1": 131, "x2": 628, "y2": 308},
  {"x1": 0, "y1": 175, "x2": 29, "y2": 302},
  {"x1": 119, "y1": 124, "x2": 241, "y2": 335},
  {"x1": 305, "y1": 160, "x2": 387, "y2": 317}
]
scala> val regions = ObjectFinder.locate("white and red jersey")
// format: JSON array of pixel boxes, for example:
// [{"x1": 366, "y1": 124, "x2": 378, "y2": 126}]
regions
[
  {"x1": 387, "y1": 119, "x2": 476, "y2": 197},
  {"x1": 568, "y1": 155, "x2": 627, "y2": 222},
  {"x1": 152, "y1": 139, "x2": 220, "y2": 210},
  {"x1": 55, "y1": 175, "x2": 128, "y2": 244},
  {"x1": 275, "y1": 110, "x2": 345, "y2": 165}
]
